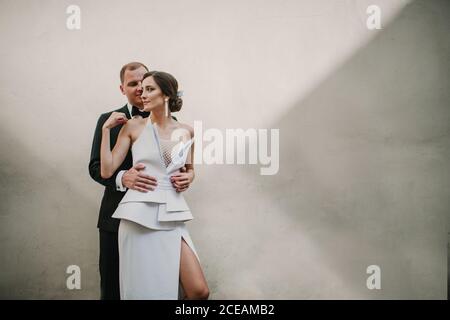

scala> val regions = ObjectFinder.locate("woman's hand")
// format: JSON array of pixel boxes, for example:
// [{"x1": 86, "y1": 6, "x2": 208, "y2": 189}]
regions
[
  {"x1": 170, "y1": 168, "x2": 194, "y2": 193},
  {"x1": 102, "y1": 112, "x2": 128, "y2": 130},
  {"x1": 100, "y1": 113, "x2": 132, "y2": 179}
]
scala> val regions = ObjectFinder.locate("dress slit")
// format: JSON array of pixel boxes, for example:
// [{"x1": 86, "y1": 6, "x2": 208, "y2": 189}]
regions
[{"x1": 177, "y1": 234, "x2": 201, "y2": 299}]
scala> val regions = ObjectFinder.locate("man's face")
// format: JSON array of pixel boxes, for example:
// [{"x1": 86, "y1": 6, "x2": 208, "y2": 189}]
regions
[{"x1": 120, "y1": 66, "x2": 147, "y2": 108}]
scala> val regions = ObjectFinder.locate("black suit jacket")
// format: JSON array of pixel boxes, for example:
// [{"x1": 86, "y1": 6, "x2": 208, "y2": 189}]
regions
[{"x1": 89, "y1": 105, "x2": 133, "y2": 232}]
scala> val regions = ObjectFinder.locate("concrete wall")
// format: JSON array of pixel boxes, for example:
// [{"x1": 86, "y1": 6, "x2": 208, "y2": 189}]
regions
[{"x1": 0, "y1": 0, "x2": 448, "y2": 299}]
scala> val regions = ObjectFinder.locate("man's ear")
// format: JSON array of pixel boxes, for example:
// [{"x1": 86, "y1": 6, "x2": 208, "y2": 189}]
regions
[{"x1": 119, "y1": 84, "x2": 125, "y2": 95}]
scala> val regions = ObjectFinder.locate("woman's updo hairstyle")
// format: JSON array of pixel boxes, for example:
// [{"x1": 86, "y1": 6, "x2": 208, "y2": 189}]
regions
[{"x1": 142, "y1": 71, "x2": 183, "y2": 112}]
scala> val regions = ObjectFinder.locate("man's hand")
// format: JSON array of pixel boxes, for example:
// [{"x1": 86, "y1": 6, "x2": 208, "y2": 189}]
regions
[
  {"x1": 170, "y1": 167, "x2": 194, "y2": 193},
  {"x1": 122, "y1": 163, "x2": 158, "y2": 192}
]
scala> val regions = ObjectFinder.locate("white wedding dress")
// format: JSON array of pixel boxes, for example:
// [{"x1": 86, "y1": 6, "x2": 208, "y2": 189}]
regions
[{"x1": 112, "y1": 119, "x2": 200, "y2": 300}]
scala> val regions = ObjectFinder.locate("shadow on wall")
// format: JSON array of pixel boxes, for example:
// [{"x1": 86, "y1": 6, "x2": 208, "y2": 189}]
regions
[
  {"x1": 0, "y1": 125, "x2": 101, "y2": 299},
  {"x1": 207, "y1": 0, "x2": 449, "y2": 299}
]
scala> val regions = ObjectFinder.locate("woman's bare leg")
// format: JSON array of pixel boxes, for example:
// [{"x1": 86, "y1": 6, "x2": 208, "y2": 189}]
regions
[{"x1": 179, "y1": 238, "x2": 209, "y2": 300}]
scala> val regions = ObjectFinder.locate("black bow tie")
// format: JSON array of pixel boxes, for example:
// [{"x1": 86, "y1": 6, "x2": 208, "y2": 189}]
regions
[{"x1": 131, "y1": 106, "x2": 150, "y2": 118}]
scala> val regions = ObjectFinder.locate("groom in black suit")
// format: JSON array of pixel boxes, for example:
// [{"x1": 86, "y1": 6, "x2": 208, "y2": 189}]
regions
[{"x1": 89, "y1": 62, "x2": 186, "y2": 299}]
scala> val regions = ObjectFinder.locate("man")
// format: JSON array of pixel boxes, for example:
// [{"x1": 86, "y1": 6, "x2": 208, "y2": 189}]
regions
[{"x1": 88, "y1": 62, "x2": 188, "y2": 299}]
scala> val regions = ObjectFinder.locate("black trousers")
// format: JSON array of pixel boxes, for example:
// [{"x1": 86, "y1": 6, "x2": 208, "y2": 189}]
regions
[{"x1": 99, "y1": 230, "x2": 120, "y2": 300}]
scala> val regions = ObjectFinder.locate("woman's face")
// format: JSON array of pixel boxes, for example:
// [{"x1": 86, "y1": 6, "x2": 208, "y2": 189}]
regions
[{"x1": 141, "y1": 76, "x2": 167, "y2": 112}]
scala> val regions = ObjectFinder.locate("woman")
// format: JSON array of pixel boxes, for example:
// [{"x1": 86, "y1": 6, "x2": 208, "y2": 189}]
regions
[{"x1": 100, "y1": 71, "x2": 209, "y2": 300}]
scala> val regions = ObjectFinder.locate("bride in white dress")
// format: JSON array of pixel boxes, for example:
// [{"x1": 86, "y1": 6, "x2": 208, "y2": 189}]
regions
[{"x1": 100, "y1": 71, "x2": 209, "y2": 300}]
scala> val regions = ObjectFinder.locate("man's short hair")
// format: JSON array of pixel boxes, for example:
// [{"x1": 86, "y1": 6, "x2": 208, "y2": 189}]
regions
[{"x1": 120, "y1": 62, "x2": 149, "y2": 84}]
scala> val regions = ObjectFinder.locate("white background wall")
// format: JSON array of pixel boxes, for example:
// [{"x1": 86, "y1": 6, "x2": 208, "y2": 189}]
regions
[{"x1": 0, "y1": 0, "x2": 448, "y2": 299}]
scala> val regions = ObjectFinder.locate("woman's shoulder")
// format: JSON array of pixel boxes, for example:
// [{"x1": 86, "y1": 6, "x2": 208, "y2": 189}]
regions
[
  {"x1": 123, "y1": 117, "x2": 145, "y2": 133},
  {"x1": 127, "y1": 117, "x2": 146, "y2": 126},
  {"x1": 174, "y1": 122, "x2": 194, "y2": 139}
]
